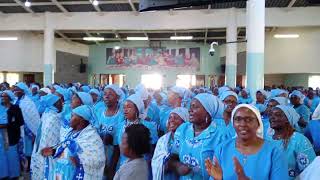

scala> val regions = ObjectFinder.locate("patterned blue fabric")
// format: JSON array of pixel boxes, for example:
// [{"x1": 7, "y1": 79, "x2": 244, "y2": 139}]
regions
[
  {"x1": 173, "y1": 121, "x2": 228, "y2": 180},
  {"x1": 268, "y1": 132, "x2": 316, "y2": 179},
  {"x1": 212, "y1": 138, "x2": 289, "y2": 180}
]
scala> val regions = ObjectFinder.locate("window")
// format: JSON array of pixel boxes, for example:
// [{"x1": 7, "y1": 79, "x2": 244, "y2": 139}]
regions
[
  {"x1": 176, "y1": 75, "x2": 196, "y2": 89},
  {"x1": 141, "y1": 74, "x2": 162, "y2": 90},
  {"x1": 7, "y1": 73, "x2": 19, "y2": 86},
  {"x1": 308, "y1": 75, "x2": 320, "y2": 89},
  {"x1": 0, "y1": 73, "x2": 3, "y2": 83}
]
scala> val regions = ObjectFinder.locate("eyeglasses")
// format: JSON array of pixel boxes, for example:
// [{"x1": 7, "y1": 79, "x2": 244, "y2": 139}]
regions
[{"x1": 233, "y1": 117, "x2": 257, "y2": 123}]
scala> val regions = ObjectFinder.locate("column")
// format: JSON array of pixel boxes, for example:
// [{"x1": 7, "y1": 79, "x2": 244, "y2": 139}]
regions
[
  {"x1": 246, "y1": 0, "x2": 265, "y2": 98},
  {"x1": 225, "y1": 8, "x2": 237, "y2": 88},
  {"x1": 43, "y1": 26, "x2": 55, "y2": 86}
]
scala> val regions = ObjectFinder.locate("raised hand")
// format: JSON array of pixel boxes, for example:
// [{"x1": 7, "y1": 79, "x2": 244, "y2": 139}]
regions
[
  {"x1": 205, "y1": 157, "x2": 222, "y2": 180},
  {"x1": 233, "y1": 157, "x2": 250, "y2": 180}
]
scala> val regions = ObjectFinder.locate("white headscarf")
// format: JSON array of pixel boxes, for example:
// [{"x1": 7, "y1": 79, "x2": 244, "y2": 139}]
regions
[
  {"x1": 126, "y1": 94, "x2": 145, "y2": 119},
  {"x1": 40, "y1": 88, "x2": 52, "y2": 95},
  {"x1": 231, "y1": 104, "x2": 263, "y2": 139},
  {"x1": 170, "y1": 86, "x2": 186, "y2": 98},
  {"x1": 170, "y1": 107, "x2": 189, "y2": 122}
]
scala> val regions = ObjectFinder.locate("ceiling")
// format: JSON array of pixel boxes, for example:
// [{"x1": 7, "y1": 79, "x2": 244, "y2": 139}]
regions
[
  {"x1": 1, "y1": 0, "x2": 319, "y2": 45},
  {"x1": 0, "y1": 0, "x2": 318, "y2": 14}
]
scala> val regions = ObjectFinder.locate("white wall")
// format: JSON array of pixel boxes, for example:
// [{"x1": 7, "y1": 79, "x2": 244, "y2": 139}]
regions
[
  {"x1": 219, "y1": 27, "x2": 320, "y2": 74},
  {"x1": 0, "y1": 31, "x2": 89, "y2": 72}
]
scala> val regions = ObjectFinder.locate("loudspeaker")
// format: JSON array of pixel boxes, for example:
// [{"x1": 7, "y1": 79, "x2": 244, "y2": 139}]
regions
[{"x1": 79, "y1": 59, "x2": 86, "y2": 73}]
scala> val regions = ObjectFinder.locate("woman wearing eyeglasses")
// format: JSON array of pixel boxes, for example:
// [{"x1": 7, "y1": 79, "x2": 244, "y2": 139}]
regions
[{"x1": 205, "y1": 104, "x2": 289, "y2": 180}]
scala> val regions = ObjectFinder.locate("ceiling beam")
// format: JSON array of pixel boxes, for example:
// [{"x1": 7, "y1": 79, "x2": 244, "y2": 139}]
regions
[
  {"x1": 89, "y1": 1, "x2": 102, "y2": 12},
  {"x1": 51, "y1": 0, "x2": 68, "y2": 13},
  {"x1": 56, "y1": 31, "x2": 72, "y2": 42},
  {"x1": 204, "y1": 28, "x2": 208, "y2": 45},
  {"x1": 13, "y1": 0, "x2": 34, "y2": 13},
  {"x1": 128, "y1": 0, "x2": 137, "y2": 12},
  {"x1": 85, "y1": 31, "x2": 100, "y2": 45},
  {"x1": 112, "y1": 30, "x2": 123, "y2": 42},
  {"x1": 288, "y1": 0, "x2": 298, "y2": 8},
  {"x1": 57, "y1": 36, "x2": 229, "y2": 41},
  {"x1": 0, "y1": 1, "x2": 140, "y2": 7},
  {"x1": 59, "y1": 29, "x2": 226, "y2": 34}
]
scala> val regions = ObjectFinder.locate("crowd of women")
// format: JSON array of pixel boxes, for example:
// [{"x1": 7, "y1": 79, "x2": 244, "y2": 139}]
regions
[{"x1": 0, "y1": 81, "x2": 319, "y2": 180}]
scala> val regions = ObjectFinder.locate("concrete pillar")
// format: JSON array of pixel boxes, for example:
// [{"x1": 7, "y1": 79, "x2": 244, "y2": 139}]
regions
[
  {"x1": 246, "y1": 0, "x2": 265, "y2": 98},
  {"x1": 43, "y1": 26, "x2": 55, "y2": 86},
  {"x1": 225, "y1": 8, "x2": 237, "y2": 88}
]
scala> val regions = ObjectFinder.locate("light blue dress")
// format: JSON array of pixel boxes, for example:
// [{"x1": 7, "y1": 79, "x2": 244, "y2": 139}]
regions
[
  {"x1": 293, "y1": 104, "x2": 311, "y2": 123},
  {"x1": 117, "y1": 119, "x2": 158, "y2": 167},
  {"x1": 269, "y1": 132, "x2": 316, "y2": 179},
  {"x1": 97, "y1": 108, "x2": 123, "y2": 166},
  {"x1": 159, "y1": 106, "x2": 173, "y2": 132},
  {"x1": 215, "y1": 118, "x2": 236, "y2": 138},
  {"x1": 238, "y1": 97, "x2": 253, "y2": 104},
  {"x1": 213, "y1": 138, "x2": 288, "y2": 180},
  {"x1": 304, "y1": 96, "x2": 320, "y2": 113},
  {"x1": 0, "y1": 104, "x2": 9, "y2": 178},
  {"x1": 173, "y1": 121, "x2": 228, "y2": 180},
  {"x1": 304, "y1": 120, "x2": 320, "y2": 154}
]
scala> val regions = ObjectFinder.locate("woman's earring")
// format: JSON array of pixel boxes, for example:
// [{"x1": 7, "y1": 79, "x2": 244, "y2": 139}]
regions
[{"x1": 206, "y1": 116, "x2": 208, "y2": 124}]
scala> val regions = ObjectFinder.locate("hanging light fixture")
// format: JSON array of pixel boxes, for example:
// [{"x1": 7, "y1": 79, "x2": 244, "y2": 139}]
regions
[
  {"x1": 25, "y1": 0, "x2": 31, "y2": 7},
  {"x1": 91, "y1": 0, "x2": 99, "y2": 6}
]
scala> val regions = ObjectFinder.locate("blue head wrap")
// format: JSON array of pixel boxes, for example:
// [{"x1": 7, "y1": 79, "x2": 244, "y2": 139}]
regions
[
  {"x1": 104, "y1": 84, "x2": 125, "y2": 103},
  {"x1": 31, "y1": 84, "x2": 40, "y2": 91},
  {"x1": 256, "y1": 89, "x2": 270, "y2": 99},
  {"x1": 56, "y1": 88, "x2": 70, "y2": 102},
  {"x1": 289, "y1": 90, "x2": 305, "y2": 104},
  {"x1": 2, "y1": 90, "x2": 16, "y2": 103},
  {"x1": 220, "y1": 90, "x2": 238, "y2": 102},
  {"x1": 40, "y1": 94, "x2": 60, "y2": 113},
  {"x1": 270, "y1": 97, "x2": 289, "y2": 106},
  {"x1": 170, "y1": 86, "x2": 186, "y2": 98},
  {"x1": 135, "y1": 84, "x2": 150, "y2": 101},
  {"x1": 126, "y1": 94, "x2": 144, "y2": 118},
  {"x1": 275, "y1": 105, "x2": 300, "y2": 130},
  {"x1": 218, "y1": 86, "x2": 230, "y2": 96},
  {"x1": 159, "y1": 92, "x2": 168, "y2": 105},
  {"x1": 81, "y1": 86, "x2": 91, "y2": 93},
  {"x1": 53, "y1": 85, "x2": 62, "y2": 91},
  {"x1": 193, "y1": 93, "x2": 225, "y2": 119},
  {"x1": 76, "y1": 92, "x2": 93, "y2": 106},
  {"x1": 271, "y1": 88, "x2": 288, "y2": 98},
  {"x1": 72, "y1": 105, "x2": 95, "y2": 124},
  {"x1": 15, "y1": 82, "x2": 31, "y2": 95},
  {"x1": 89, "y1": 88, "x2": 101, "y2": 102},
  {"x1": 170, "y1": 107, "x2": 189, "y2": 122}
]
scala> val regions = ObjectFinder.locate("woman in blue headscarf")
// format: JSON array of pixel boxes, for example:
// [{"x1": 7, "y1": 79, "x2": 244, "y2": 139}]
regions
[
  {"x1": 13, "y1": 82, "x2": 41, "y2": 172},
  {"x1": 263, "y1": 97, "x2": 289, "y2": 138},
  {"x1": 60, "y1": 92, "x2": 93, "y2": 141},
  {"x1": 30, "y1": 94, "x2": 63, "y2": 180},
  {"x1": 42, "y1": 105, "x2": 106, "y2": 180},
  {"x1": 268, "y1": 105, "x2": 316, "y2": 179},
  {"x1": 289, "y1": 90, "x2": 310, "y2": 132},
  {"x1": 152, "y1": 107, "x2": 189, "y2": 180},
  {"x1": 205, "y1": 104, "x2": 288, "y2": 180},
  {"x1": 238, "y1": 89, "x2": 253, "y2": 104},
  {"x1": 217, "y1": 90, "x2": 238, "y2": 138},
  {"x1": 159, "y1": 86, "x2": 185, "y2": 133},
  {"x1": 97, "y1": 84, "x2": 124, "y2": 179},
  {"x1": 89, "y1": 88, "x2": 104, "y2": 116},
  {"x1": 167, "y1": 93, "x2": 228, "y2": 180},
  {"x1": 0, "y1": 90, "x2": 24, "y2": 179},
  {"x1": 117, "y1": 94, "x2": 158, "y2": 174},
  {"x1": 253, "y1": 89, "x2": 269, "y2": 114}
]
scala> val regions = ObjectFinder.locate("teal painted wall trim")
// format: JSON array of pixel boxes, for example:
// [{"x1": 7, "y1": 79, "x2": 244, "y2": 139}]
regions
[
  {"x1": 44, "y1": 64, "x2": 53, "y2": 86},
  {"x1": 246, "y1": 53, "x2": 264, "y2": 98},
  {"x1": 225, "y1": 64, "x2": 237, "y2": 88}
]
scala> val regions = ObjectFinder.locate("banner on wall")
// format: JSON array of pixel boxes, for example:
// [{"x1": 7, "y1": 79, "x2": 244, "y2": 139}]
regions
[{"x1": 105, "y1": 47, "x2": 201, "y2": 71}]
